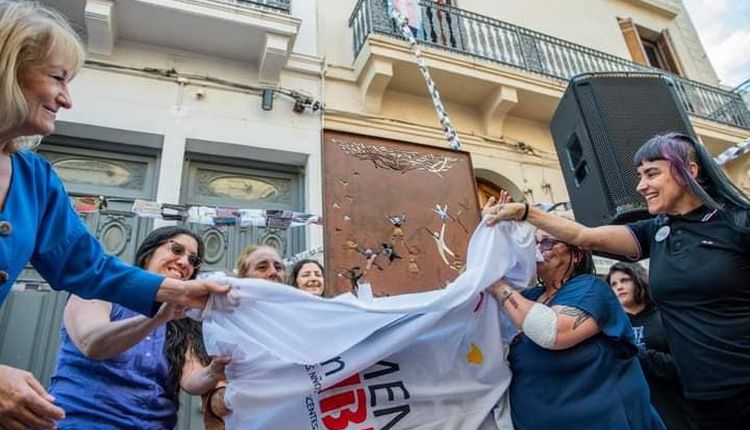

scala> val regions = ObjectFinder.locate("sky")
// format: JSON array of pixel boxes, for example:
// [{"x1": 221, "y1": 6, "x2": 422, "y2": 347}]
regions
[{"x1": 683, "y1": 0, "x2": 750, "y2": 89}]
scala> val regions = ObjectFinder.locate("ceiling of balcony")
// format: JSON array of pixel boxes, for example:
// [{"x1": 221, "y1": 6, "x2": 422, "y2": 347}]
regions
[
  {"x1": 43, "y1": 0, "x2": 298, "y2": 64},
  {"x1": 115, "y1": 0, "x2": 267, "y2": 63},
  {"x1": 384, "y1": 61, "x2": 562, "y2": 123}
]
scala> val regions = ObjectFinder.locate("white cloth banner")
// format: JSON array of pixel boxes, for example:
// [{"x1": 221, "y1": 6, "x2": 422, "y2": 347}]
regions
[{"x1": 200, "y1": 220, "x2": 535, "y2": 430}]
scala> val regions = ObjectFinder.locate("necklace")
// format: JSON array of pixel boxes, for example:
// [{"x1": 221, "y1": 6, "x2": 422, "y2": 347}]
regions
[{"x1": 538, "y1": 285, "x2": 563, "y2": 305}]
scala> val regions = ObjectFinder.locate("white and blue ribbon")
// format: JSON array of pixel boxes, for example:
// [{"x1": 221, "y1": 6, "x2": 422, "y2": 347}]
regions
[
  {"x1": 388, "y1": 1, "x2": 462, "y2": 151},
  {"x1": 714, "y1": 138, "x2": 750, "y2": 166}
]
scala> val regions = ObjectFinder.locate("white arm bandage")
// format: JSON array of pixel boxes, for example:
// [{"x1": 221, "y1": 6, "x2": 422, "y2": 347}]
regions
[{"x1": 521, "y1": 303, "x2": 558, "y2": 349}]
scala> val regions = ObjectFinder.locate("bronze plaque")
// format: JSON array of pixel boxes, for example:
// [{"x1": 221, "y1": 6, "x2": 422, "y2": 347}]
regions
[{"x1": 323, "y1": 131, "x2": 480, "y2": 297}]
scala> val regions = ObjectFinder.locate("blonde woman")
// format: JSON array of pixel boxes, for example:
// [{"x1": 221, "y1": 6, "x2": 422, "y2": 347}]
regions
[{"x1": 0, "y1": 3, "x2": 227, "y2": 428}]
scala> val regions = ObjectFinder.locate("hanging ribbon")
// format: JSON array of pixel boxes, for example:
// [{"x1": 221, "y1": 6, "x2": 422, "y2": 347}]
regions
[
  {"x1": 388, "y1": 1, "x2": 463, "y2": 151},
  {"x1": 714, "y1": 138, "x2": 750, "y2": 166},
  {"x1": 282, "y1": 246, "x2": 325, "y2": 266}
]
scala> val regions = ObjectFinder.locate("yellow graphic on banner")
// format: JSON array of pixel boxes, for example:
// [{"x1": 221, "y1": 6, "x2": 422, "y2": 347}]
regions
[{"x1": 466, "y1": 343, "x2": 484, "y2": 365}]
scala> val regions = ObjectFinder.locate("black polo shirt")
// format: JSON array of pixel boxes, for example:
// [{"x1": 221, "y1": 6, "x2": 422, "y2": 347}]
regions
[{"x1": 627, "y1": 205, "x2": 750, "y2": 401}]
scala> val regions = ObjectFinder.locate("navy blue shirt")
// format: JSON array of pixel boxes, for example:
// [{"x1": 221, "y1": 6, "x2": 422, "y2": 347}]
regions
[
  {"x1": 628, "y1": 206, "x2": 750, "y2": 400},
  {"x1": 49, "y1": 304, "x2": 177, "y2": 429},
  {"x1": 0, "y1": 150, "x2": 163, "y2": 315},
  {"x1": 508, "y1": 274, "x2": 664, "y2": 430}
]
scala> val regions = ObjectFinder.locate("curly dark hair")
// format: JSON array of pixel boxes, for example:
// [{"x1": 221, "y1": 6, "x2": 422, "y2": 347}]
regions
[
  {"x1": 132, "y1": 226, "x2": 209, "y2": 402},
  {"x1": 605, "y1": 262, "x2": 652, "y2": 307},
  {"x1": 164, "y1": 319, "x2": 210, "y2": 402}
]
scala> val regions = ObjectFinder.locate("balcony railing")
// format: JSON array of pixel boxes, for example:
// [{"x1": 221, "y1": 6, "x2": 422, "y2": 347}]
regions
[
  {"x1": 231, "y1": 0, "x2": 290, "y2": 13},
  {"x1": 349, "y1": 0, "x2": 750, "y2": 130}
]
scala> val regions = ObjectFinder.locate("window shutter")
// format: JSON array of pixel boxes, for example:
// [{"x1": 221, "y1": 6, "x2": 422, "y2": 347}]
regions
[
  {"x1": 618, "y1": 18, "x2": 648, "y2": 65},
  {"x1": 656, "y1": 29, "x2": 684, "y2": 76}
]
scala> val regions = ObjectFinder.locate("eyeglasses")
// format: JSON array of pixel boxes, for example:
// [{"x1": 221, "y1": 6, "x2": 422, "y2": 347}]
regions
[
  {"x1": 537, "y1": 238, "x2": 564, "y2": 252},
  {"x1": 167, "y1": 240, "x2": 202, "y2": 268}
]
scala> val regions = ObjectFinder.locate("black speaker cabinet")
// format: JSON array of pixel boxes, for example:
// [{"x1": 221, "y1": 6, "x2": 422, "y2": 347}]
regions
[{"x1": 550, "y1": 72, "x2": 697, "y2": 227}]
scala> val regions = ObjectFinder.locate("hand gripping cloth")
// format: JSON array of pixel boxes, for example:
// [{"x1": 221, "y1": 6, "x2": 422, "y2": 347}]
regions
[{"x1": 198, "y1": 219, "x2": 535, "y2": 430}]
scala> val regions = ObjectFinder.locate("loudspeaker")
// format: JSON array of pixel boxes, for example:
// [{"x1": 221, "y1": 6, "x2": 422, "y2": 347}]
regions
[{"x1": 550, "y1": 72, "x2": 697, "y2": 227}]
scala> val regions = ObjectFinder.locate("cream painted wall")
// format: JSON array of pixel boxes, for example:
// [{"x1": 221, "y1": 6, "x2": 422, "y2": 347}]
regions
[
  {"x1": 458, "y1": 0, "x2": 633, "y2": 58},
  {"x1": 319, "y1": 0, "x2": 739, "y2": 205},
  {"x1": 724, "y1": 156, "x2": 750, "y2": 197},
  {"x1": 291, "y1": 0, "x2": 319, "y2": 56},
  {"x1": 459, "y1": 0, "x2": 718, "y2": 84},
  {"x1": 57, "y1": 34, "x2": 324, "y2": 247},
  {"x1": 319, "y1": 0, "x2": 359, "y2": 66}
]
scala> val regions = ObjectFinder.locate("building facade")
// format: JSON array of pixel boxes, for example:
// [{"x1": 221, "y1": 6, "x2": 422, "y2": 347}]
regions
[
  {"x1": 0, "y1": 1, "x2": 322, "y2": 428},
  {"x1": 321, "y1": 0, "x2": 750, "y2": 273},
  {"x1": 1, "y1": 1, "x2": 749, "y2": 429},
  {"x1": 323, "y1": 0, "x2": 749, "y2": 206}
]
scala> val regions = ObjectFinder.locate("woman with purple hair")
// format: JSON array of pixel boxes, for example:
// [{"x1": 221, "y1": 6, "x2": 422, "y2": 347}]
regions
[{"x1": 485, "y1": 132, "x2": 750, "y2": 430}]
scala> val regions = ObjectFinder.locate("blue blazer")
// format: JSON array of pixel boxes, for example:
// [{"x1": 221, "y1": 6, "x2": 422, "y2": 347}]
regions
[{"x1": 0, "y1": 150, "x2": 163, "y2": 316}]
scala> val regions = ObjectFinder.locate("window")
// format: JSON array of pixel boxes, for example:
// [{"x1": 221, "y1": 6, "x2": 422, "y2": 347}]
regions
[{"x1": 618, "y1": 18, "x2": 683, "y2": 75}]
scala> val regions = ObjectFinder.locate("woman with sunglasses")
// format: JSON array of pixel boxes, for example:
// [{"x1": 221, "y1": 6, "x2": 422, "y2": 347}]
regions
[
  {"x1": 0, "y1": 3, "x2": 228, "y2": 427},
  {"x1": 488, "y1": 224, "x2": 664, "y2": 430},
  {"x1": 48, "y1": 226, "x2": 230, "y2": 430},
  {"x1": 485, "y1": 132, "x2": 750, "y2": 429}
]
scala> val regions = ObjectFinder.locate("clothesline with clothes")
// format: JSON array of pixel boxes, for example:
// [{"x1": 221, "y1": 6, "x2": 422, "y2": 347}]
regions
[{"x1": 70, "y1": 196, "x2": 322, "y2": 230}]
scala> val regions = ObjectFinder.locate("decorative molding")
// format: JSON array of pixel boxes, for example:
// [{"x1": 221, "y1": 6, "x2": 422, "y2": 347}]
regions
[
  {"x1": 85, "y1": 0, "x2": 116, "y2": 56},
  {"x1": 333, "y1": 138, "x2": 460, "y2": 177},
  {"x1": 619, "y1": 0, "x2": 679, "y2": 18},
  {"x1": 259, "y1": 33, "x2": 292, "y2": 84},
  {"x1": 323, "y1": 111, "x2": 562, "y2": 168},
  {"x1": 49, "y1": 155, "x2": 148, "y2": 191},
  {"x1": 358, "y1": 57, "x2": 393, "y2": 113},
  {"x1": 195, "y1": 170, "x2": 292, "y2": 204},
  {"x1": 138, "y1": 0, "x2": 301, "y2": 30},
  {"x1": 480, "y1": 85, "x2": 518, "y2": 139},
  {"x1": 284, "y1": 52, "x2": 323, "y2": 76},
  {"x1": 96, "y1": 217, "x2": 132, "y2": 256},
  {"x1": 365, "y1": 35, "x2": 566, "y2": 96},
  {"x1": 200, "y1": 227, "x2": 227, "y2": 265}
]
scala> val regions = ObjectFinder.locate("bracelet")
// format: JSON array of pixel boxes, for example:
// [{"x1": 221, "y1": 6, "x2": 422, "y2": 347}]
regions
[
  {"x1": 520, "y1": 202, "x2": 530, "y2": 221},
  {"x1": 206, "y1": 386, "x2": 227, "y2": 418},
  {"x1": 498, "y1": 288, "x2": 514, "y2": 306}
]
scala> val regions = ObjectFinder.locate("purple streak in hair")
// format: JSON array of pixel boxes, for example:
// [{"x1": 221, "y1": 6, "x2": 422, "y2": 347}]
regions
[{"x1": 634, "y1": 133, "x2": 719, "y2": 210}]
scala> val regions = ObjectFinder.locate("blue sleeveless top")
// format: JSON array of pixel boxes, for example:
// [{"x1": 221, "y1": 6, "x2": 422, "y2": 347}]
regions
[{"x1": 49, "y1": 303, "x2": 177, "y2": 430}]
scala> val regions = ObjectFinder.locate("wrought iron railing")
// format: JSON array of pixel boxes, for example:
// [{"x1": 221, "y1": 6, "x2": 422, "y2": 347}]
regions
[
  {"x1": 735, "y1": 79, "x2": 750, "y2": 114},
  {"x1": 231, "y1": 0, "x2": 290, "y2": 13},
  {"x1": 349, "y1": 0, "x2": 750, "y2": 129}
]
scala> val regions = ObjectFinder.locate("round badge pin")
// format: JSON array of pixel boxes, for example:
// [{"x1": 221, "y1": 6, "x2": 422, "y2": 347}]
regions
[{"x1": 655, "y1": 225, "x2": 670, "y2": 242}]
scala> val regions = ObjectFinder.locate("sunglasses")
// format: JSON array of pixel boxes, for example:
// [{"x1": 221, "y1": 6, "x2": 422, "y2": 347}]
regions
[
  {"x1": 537, "y1": 238, "x2": 565, "y2": 251},
  {"x1": 166, "y1": 240, "x2": 202, "y2": 268}
]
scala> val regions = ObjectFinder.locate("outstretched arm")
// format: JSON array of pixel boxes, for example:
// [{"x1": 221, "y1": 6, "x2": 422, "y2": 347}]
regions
[
  {"x1": 64, "y1": 296, "x2": 181, "y2": 360},
  {"x1": 483, "y1": 198, "x2": 640, "y2": 258},
  {"x1": 31, "y1": 158, "x2": 228, "y2": 316}
]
